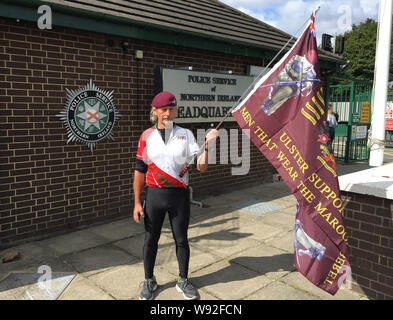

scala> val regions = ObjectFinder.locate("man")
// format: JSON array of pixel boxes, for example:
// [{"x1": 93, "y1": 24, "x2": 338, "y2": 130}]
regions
[
  {"x1": 327, "y1": 103, "x2": 338, "y2": 142},
  {"x1": 133, "y1": 91, "x2": 218, "y2": 300}
]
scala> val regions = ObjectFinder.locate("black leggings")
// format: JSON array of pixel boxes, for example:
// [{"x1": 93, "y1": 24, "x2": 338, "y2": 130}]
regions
[{"x1": 143, "y1": 187, "x2": 190, "y2": 279}]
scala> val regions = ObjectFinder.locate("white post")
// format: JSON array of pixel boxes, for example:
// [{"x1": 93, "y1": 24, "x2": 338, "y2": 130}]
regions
[{"x1": 369, "y1": 0, "x2": 392, "y2": 167}]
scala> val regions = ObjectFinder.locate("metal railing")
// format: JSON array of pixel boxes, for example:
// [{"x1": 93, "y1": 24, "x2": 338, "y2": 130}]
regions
[{"x1": 326, "y1": 77, "x2": 372, "y2": 162}]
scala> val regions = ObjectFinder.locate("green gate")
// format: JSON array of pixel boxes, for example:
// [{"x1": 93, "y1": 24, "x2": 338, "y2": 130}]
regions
[{"x1": 326, "y1": 77, "x2": 373, "y2": 163}]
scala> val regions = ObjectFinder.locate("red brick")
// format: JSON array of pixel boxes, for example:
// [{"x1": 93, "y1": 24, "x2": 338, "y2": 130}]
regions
[
  {"x1": 6, "y1": 61, "x2": 27, "y2": 69},
  {"x1": 0, "y1": 216, "x2": 16, "y2": 225},
  {"x1": 371, "y1": 282, "x2": 393, "y2": 297},
  {"x1": 382, "y1": 218, "x2": 392, "y2": 228},
  {"x1": 360, "y1": 222, "x2": 374, "y2": 233},
  {"x1": 11, "y1": 206, "x2": 31, "y2": 215},
  {"x1": 374, "y1": 246, "x2": 393, "y2": 258},
  {"x1": 355, "y1": 211, "x2": 382, "y2": 225},
  {"x1": 0, "y1": 19, "x2": 275, "y2": 251},
  {"x1": 351, "y1": 247, "x2": 379, "y2": 263},
  {"x1": 17, "y1": 224, "x2": 37, "y2": 234},
  {"x1": 376, "y1": 207, "x2": 392, "y2": 218},
  {"x1": 375, "y1": 225, "x2": 393, "y2": 238}
]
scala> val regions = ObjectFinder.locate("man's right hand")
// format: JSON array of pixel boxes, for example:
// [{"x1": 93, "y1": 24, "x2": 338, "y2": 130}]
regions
[{"x1": 133, "y1": 203, "x2": 144, "y2": 224}]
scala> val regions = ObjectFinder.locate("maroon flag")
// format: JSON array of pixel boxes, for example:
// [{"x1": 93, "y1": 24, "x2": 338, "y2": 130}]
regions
[{"x1": 232, "y1": 10, "x2": 351, "y2": 295}]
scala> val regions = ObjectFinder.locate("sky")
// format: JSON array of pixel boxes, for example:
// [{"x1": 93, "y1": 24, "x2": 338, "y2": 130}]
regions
[{"x1": 219, "y1": 0, "x2": 380, "y2": 46}]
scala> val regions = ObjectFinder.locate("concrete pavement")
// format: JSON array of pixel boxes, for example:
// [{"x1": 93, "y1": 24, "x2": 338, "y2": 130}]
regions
[{"x1": 0, "y1": 160, "x2": 371, "y2": 300}]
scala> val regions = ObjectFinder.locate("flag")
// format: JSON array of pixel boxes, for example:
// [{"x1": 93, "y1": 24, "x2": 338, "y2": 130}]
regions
[{"x1": 232, "y1": 9, "x2": 351, "y2": 295}]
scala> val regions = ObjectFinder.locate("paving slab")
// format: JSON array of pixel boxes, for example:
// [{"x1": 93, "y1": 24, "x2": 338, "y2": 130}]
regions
[
  {"x1": 270, "y1": 195, "x2": 298, "y2": 209},
  {"x1": 1, "y1": 256, "x2": 76, "y2": 281},
  {"x1": 188, "y1": 206, "x2": 211, "y2": 222},
  {"x1": 188, "y1": 211, "x2": 259, "y2": 239},
  {"x1": 87, "y1": 263, "x2": 176, "y2": 300},
  {"x1": 230, "y1": 222, "x2": 283, "y2": 243},
  {"x1": 0, "y1": 242, "x2": 60, "y2": 279},
  {"x1": 228, "y1": 244, "x2": 296, "y2": 280},
  {"x1": 154, "y1": 279, "x2": 219, "y2": 300},
  {"x1": 0, "y1": 241, "x2": 54, "y2": 263},
  {"x1": 112, "y1": 234, "x2": 144, "y2": 259},
  {"x1": 189, "y1": 259, "x2": 274, "y2": 300},
  {"x1": 58, "y1": 274, "x2": 114, "y2": 300},
  {"x1": 256, "y1": 211, "x2": 295, "y2": 231},
  {"x1": 0, "y1": 161, "x2": 372, "y2": 300},
  {"x1": 62, "y1": 244, "x2": 139, "y2": 277},
  {"x1": 279, "y1": 271, "x2": 363, "y2": 300},
  {"x1": 188, "y1": 215, "x2": 241, "y2": 235},
  {"x1": 87, "y1": 218, "x2": 144, "y2": 241},
  {"x1": 221, "y1": 191, "x2": 274, "y2": 204},
  {"x1": 200, "y1": 195, "x2": 235, "y2": 208},
  {"x1": 246, "y1": 182, "x2": 292, "y2": 200},
  {"x1": 276, "y1": 206, "x2": 298, "y2": 216},
  {"x1": 162, "y1": 245, "x2": 223, "y2": 275},
  {"x1": 246, "y1": 279, "x2": 316, "y2": 300},
  {"x1": 0, "y1": 272, "x2": 76, "y2": 300},
  {"x1": 264, "y1": 229, "x2": 294, "y2": 253},
  {"x1": 189, "y1": 208, "x2": 268, "y2": 231},
  {"x1": 37, "y1": 230, "x2": 108, "y2": 256},
  {"x1": 189, "y1": 228, "x2": 261, "y2": 259},
  {"x1": 234, "y1": 201, "x2": 285, "y2": 217}
]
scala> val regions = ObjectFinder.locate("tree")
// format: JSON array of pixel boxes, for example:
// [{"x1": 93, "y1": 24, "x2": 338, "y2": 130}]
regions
[{"x1": 339, "y1": 18, "x2": 393, "y2": 82}]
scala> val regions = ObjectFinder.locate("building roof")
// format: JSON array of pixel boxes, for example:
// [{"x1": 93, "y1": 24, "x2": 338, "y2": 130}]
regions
[
  {"x1": 53, "y1": 0, "x2": 296, "y2": 50},
  {"x1": 1, "y1": 0, "x2": 342, "y2": 64}
]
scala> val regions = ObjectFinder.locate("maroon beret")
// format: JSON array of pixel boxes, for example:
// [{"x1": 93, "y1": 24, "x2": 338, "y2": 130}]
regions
[{"x1": 151, "y1": 91, "x2": 177, "y2": 108}]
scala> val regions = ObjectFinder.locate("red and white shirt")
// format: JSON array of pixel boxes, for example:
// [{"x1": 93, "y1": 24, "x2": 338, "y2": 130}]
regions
[{"x1": 136, "y1": 124, "x2": 200, "y2": 188}]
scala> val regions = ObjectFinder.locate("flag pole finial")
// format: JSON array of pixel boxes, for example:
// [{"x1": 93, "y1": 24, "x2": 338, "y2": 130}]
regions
[{"x1": 313, "y1": 6, "x2": 320, "y2": 17}]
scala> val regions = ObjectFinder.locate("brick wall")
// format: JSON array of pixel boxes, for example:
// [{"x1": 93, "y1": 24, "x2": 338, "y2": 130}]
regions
[
  {"x1": 0, "y1": 18, "x2": 275, "y2": 248},
  {"x1": 342, "y1": 191, "x2": 393, "y2": 300}
]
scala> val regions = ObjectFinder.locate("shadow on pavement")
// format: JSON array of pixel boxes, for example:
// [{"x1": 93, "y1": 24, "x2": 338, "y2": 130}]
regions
[{"x1": 191, "y1": 254, "x2": 294, "y2": 288}]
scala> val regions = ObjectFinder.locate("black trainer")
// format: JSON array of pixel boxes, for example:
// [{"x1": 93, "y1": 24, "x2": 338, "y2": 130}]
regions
[
  {"x1": 176, "y1": 277, "x2": 199, "y2": 300},
  {"x1": 139, "y1": 276, "x2": 158, "y2": 300}
]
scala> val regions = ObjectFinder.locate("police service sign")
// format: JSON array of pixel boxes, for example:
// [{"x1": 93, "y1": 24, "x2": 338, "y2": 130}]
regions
[
  {"x1": 57, "y1": 79, "x2": 121, "y2": 151},
  {"x1": 160, "y1": 68, "x2": 253, "y2": 123}
]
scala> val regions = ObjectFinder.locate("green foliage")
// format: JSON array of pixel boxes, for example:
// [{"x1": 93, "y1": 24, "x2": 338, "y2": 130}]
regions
[{"x1": 339, "y1": 18, "x2": 393, "y2": 82}]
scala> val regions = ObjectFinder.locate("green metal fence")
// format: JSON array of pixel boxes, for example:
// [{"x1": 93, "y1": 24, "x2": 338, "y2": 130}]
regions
[
  {"x1": 386, "y1": 130, "x2": 393, "y2": 147},
  {"x1": 326, "y1": 77, "x2": 373, "y2": 162}
]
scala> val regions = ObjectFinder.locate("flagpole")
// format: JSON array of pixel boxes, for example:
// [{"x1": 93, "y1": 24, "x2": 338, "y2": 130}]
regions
[
  {"x1": 179, "y1": 7, "x2": 320, "y2": 177},
  {"x1": 214, "y1": 5, "x2": 320, "y2": 131},
  {"x1": 369, "y1": 0, "x2": 392, "y2": 167},
  {"x1": 213, "y1": 21, "x2": 313, "y2": 131}
]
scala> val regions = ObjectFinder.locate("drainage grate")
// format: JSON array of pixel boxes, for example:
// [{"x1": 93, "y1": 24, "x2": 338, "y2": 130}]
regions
[
  {"x1": 0, "y1": 272, "x2": 76, "y2": 300},
  {"x1": 234, "y1": 200, "x2": 285, "y2": 215}
]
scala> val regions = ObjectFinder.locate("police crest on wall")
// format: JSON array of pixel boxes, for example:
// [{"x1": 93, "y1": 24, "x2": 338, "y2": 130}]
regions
[{"x1": 57, "y1": 79, "x2": 121, "y2": 151}]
